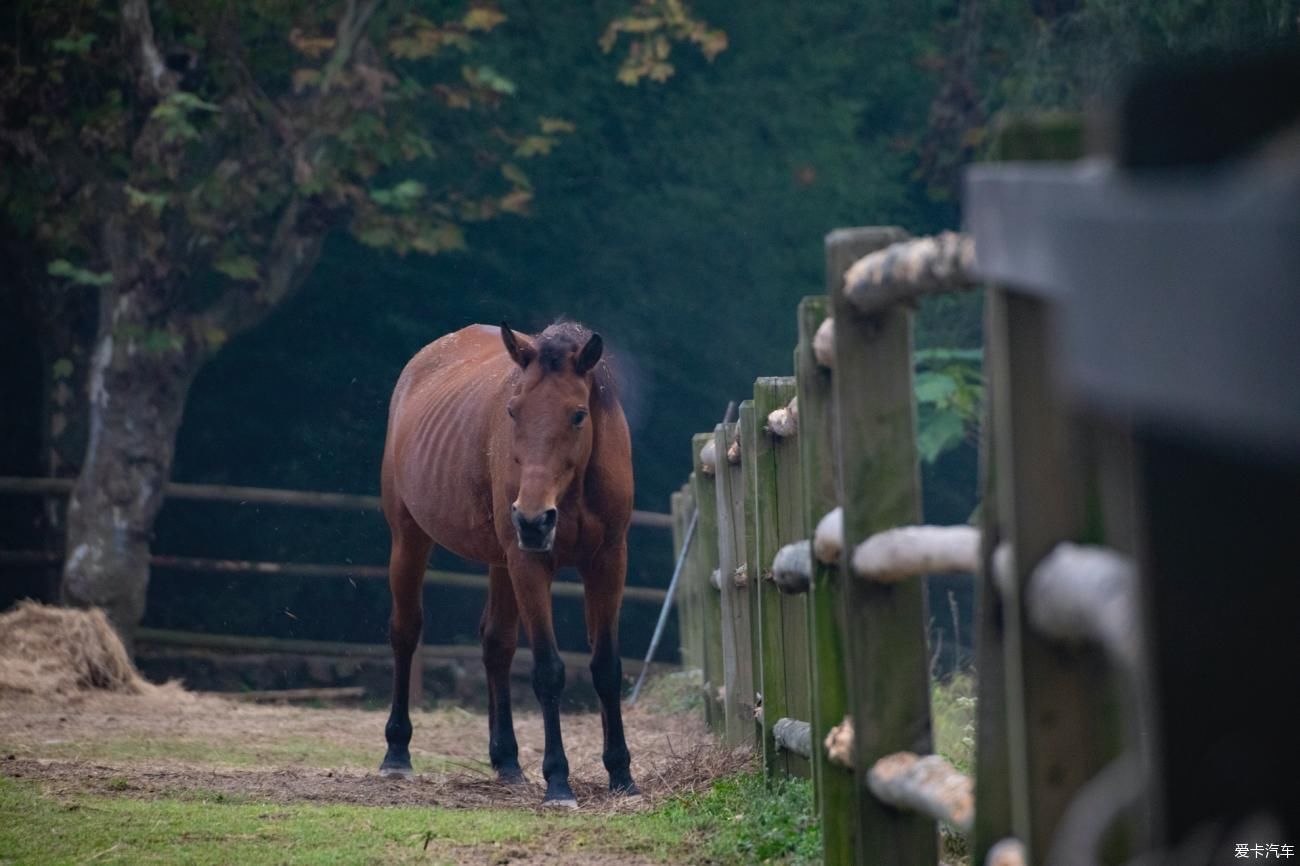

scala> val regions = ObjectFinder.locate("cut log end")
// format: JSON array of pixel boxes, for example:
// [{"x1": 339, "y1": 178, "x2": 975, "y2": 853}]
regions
[
  {"x1": 766, "y1": 398, "x2": 799, "y2": 438},
  {"x1": 772, "y1": 717, "x2": 812, "y2": 758},
  {"x1": 812, "y1": 507, "x2": 843, "y2": 564},
  {"x1": 866, "y1": 751, "x2": 974, "y2": 835},
  {"x1": 824, "y1": 714, "x2": 855, "y2": 768},
  {"x1": 985, "y1": 838, "x2": 1026, "y2": 866},
  {"x1": 813, "y1": 317, "x2": 835, "y2": 368},
  {"x1": 771, "y1": 540, "x2": 811, "y2": 594},
  {"x1": 851, "y1": 525, "x2": 979, "y2": 583}
]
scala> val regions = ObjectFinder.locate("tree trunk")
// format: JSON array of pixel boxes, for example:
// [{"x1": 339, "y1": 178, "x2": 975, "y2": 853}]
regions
[
  {"x1": 60, "y1": 274, "x2": 203, "y2": 649},
  {"x1": 39, "y1": 282, "x2": 98, "y2": 601}
]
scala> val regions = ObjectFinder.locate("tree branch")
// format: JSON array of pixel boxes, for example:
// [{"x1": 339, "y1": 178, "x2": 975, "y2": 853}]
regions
[
  {"x1": 320, "y1": 0, "x2": 382, "y2": 95},
  {"x1": 198, "y1": 196, "x2": 324, "y2": 342},
  {"x1": 120, "y1": 0, "x2": 178, "y2": 103}
]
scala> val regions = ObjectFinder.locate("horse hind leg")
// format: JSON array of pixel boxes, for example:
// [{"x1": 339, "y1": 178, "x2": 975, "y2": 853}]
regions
[
  {"x1": 380, "y1": 510, "x2": 432, "y2": 779},
  {"x1": 481, "y1": 564, "x2": 524, "y2": 783}
]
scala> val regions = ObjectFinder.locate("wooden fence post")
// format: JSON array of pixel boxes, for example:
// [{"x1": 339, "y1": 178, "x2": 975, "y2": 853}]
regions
[
  {"x1": 714, "y1": 421, "x2": 756, "y2": 744},
  {"x1": 737, "y1": 400, "x2": 764, "y2": 748},
  {"x1": 795, "y1": 294, "x2": 854, "y2": 863},
  {"x1": 828, "y1": 226, "x2": 937, "y2": 866},
  {"x1": 751, "y1": 377, "x2": 810, "y2": 779},
  {"x1": 981, "y1": 117, "x2": 1125, "y2": 863},
  {"x1": 692, "y1": 433, "x2": 725, "y2": 732}
]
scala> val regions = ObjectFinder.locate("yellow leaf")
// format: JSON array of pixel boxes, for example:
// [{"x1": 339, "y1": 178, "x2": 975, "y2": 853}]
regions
[
  {"x1": 514, "y1": 135, "x2": 556, "y2": 158},
  {"x1": 539, "y1": 116, "x2": 575, "y2": 135},
  {"x1": 499, "y1": 189, "x2": 532, "y2": 215},
  {"x1": 289, "y1": 28, "x2": 335, "y2": 59},
  {"x1": 292, "y1": 68, "x2": 320, "y2": 93},
  {"x1": 463, "y1": 7, "x2": 507, "y2": 32}
]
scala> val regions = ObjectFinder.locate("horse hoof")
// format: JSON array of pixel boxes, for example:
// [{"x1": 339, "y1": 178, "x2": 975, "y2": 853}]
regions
[
  {"x1": 543, "y1": 796, "x2": 579, "y2": 810},
  {"x1": 379, "y1": 763, "x2": 413, "y2": 780},
  {"x1": 611, "y1": 780, "x2": 641, "y2": 797},
  {"x1": 497, "y1": 768, "x2": 527, "y2": 785}
]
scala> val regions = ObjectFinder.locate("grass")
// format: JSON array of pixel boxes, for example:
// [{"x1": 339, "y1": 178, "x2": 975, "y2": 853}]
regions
[
  {"x1": 0, "y1": 765, "x2": 817, "y2": 865},
  {"x1": 932, "y1": 672, "x2": 977, "y2": 866},
  {"x1": 635, "y1": 667, "x2": 705, "y2": 715},
  {"x1": 0, "y1": 734, "x2": 441, "y2": 774},
  {"x1": 932, "y1": 672, "x2": 976, "y2": 775}
]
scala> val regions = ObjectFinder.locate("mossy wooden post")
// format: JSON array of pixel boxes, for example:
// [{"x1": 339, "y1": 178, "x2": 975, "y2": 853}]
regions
[
  {"x1": 691, "y1": 432, "x2": 725, "y2": 732},
  {"x1": 983, "y1": 115, "x2": 1123, "y2": 863},
  {"x1": 715, "y1": 421, "x2": 755, "y2": 744},
  {"x1": 773, "y1": 375, "x2": 812, "y2": 781},
  {"x1": 738, "y1": 400, "x2": 764, "y2": 748},
  {"x1": 748, "y1": 377, "x2": 795, "y2": 774},
  {"x1": 796, "y1": 294, "x2": 854, "y2": 862},
  {"x1": 828, "y1": 226, "x2": 937, "y2": 866},
  {"x1": 972, "y1": 342, "x2": 1014, "y2": 864}
]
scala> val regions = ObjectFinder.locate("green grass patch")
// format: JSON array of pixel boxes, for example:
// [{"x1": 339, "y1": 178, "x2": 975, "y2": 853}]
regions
[
  {"x1": 0, "y1": 764, "x2": 818, "y2": 865},
  {"x1": 650, "y1": 770, "x2": 820, "y2": 864},
  {"x1": 635, "y1": 668, "x2": 705, "y2": 715},
  {"x1": 932, "y1": 672, "x2": 976, "y2": 775}
]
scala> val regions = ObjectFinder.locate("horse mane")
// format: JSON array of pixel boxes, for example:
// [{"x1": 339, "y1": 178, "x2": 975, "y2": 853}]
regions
[{"x1": 533, "y1": 320, "x2": 620, "y2": 407}]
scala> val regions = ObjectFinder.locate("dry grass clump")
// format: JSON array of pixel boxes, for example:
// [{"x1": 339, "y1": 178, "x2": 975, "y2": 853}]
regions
[{"x1": 0, "y1": 601, "x2": 176, "y2": 698}]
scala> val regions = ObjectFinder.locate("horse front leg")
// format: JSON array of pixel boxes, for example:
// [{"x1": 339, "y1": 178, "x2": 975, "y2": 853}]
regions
[
  {"x1": 583, "y1": 543, "x2": 638, "y2": 795},
  {"x1": 380, "y1": 519, "x2": 432, "y2": 779},
  {"x1": 508, "y1": 552, "x2": 575, "y2": 808},
  {"x1": 481, "y1": 564, "x2": 524, "y2": 783}
]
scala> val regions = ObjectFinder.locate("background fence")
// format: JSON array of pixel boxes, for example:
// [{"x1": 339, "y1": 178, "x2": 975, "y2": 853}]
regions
[{"x1": 0, "y1": 477, "x2": 674, "y2": 698}]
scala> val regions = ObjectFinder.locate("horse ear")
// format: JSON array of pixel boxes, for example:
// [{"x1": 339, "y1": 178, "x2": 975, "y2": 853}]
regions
[
  {"x1": 574, "y1": 332, "x2": 603, "y2": 375},
  {"x1": 501, "y1": 321, "x2": 536, "y2": 369}
]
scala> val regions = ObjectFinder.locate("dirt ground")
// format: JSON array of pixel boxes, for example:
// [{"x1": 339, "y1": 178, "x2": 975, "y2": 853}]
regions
[{"x1": 0, "y1": 689, "x2": 729, "y2": 812}]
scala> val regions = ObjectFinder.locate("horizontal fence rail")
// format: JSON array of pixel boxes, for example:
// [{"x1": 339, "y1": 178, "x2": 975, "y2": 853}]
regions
[
  {"x1": 0, "y1": 550, "x2": 669, "y2": 605},
  {"x1": 0, "y1": 476, "x2": 673, "y2": 529}
]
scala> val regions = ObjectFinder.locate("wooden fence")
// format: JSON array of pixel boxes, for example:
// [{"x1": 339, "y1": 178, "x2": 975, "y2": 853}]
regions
[
  {"x1": 0, "y1": 477, "x2": 673, "y2": 688},
  {"x1": 669, "y1": 108, "x2": 1298, "y2": 866}
]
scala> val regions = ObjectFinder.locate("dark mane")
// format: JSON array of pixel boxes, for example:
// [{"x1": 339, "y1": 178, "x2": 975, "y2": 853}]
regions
[{"x1": 534, "y1": 320, "x2": 619, "y2": 404}]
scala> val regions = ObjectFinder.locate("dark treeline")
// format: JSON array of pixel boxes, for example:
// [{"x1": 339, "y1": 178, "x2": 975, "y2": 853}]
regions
[{"x1": 3, "y1": 0, "x2": 1296, "y2": 662}]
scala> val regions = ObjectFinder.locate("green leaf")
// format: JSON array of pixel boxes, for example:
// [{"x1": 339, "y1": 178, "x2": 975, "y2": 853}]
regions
[
  {"x1": 125, "y1": 185, "x2": 169, "y2": 217},
  {"x1": 914, "y1": 371, "x2": 957, "y2": 405},
  {"x1": 464, "y1": 65, "x2": 516, "y2": 95},
  {"x1": 52, "y1": 358, "x2": 75, "y2": 379},
  {"x1": 52, "y1": 32, "x2": 97, "y2": 55},
  {"x1": 48, "y1": 259, "x2": 112, "y2": 287},
  {"x1": 369, "y1": 180, "x2": 427, "y2": 209},
  {"x1": 213, "y1": 255, "x2": 259, "y2": 281},
  {"x1": 917, "y1": 408, "x2": 965, "y2": 464}
]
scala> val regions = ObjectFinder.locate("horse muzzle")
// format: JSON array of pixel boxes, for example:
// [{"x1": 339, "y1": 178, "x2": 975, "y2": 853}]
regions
[{"x1": 512, "y1": 505, "x2": 558, "y2": 552}]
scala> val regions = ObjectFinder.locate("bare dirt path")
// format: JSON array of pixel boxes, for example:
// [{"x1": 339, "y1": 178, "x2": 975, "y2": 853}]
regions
[{"x1": 0, "y1": 690, "x2": 729, "y2": 812}]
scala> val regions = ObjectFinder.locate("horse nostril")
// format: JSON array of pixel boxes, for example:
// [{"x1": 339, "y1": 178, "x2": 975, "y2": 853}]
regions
[{"x1": 540, "y1": 508, "x2": 558, "y2": 530}]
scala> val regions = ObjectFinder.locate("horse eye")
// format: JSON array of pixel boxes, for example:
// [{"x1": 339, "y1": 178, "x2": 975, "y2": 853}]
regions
[
  {"x1": 572, "y1": 409, "x2": 588, "y2": 427},
  {"x1": 506, "y1": 404, "x2": 516, "y2": 420}
]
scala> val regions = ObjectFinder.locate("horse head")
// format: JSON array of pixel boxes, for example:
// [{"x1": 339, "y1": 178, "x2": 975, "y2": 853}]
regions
[{"x1": 500, "y1": 321, "x2": 604, "y2": 552}]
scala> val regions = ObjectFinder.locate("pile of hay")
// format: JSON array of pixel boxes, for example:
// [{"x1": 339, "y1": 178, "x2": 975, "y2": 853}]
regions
[{"x1": 0, "y1": 601, "x2": 159, "y2": 696}]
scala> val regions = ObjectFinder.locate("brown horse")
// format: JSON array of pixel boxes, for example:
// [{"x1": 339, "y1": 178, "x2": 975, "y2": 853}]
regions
[{"x1": 378, "y1": 321, "x2": 637, "y2": 807}]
